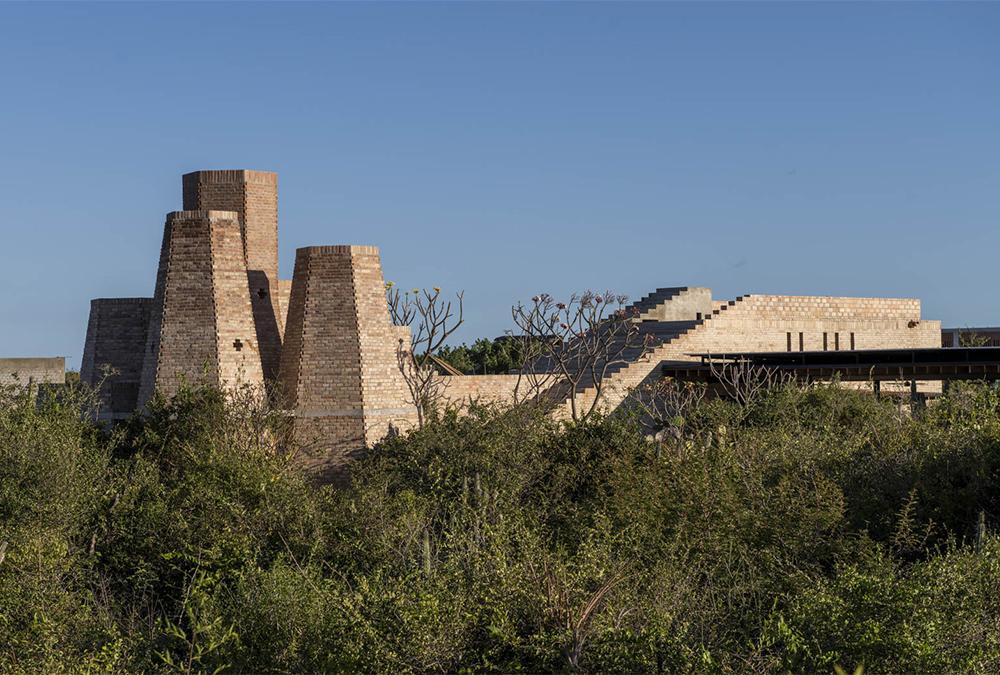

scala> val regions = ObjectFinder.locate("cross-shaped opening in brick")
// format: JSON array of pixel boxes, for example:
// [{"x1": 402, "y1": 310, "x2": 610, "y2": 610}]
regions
[
  {"x1": 233, "y1": 339, "x2": 243, "y2": 352},
  {"x1": 257, "y1": 288, "x2": 268, "y2": 299}
]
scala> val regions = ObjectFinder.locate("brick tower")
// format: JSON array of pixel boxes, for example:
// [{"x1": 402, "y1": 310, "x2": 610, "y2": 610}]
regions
[
  {"x1": 137, "y1": 210, "x2": 265, "y2": 405},
  {"x1": 80, "y1": 297, "x2": 153, "y2": 420},
  {"x1": 279, "y1": 245, "x2": 417, "y2": 481},
  {"x1": 182, "y1": 170, "x2": 282, "y2": 384}
]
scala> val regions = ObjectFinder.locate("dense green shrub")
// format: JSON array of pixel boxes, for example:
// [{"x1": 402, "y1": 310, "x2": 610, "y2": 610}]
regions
[
  {"x1": 1, "y1": 379, "x2": 999, "y2": 672},
  {"x1": 436, "y1": 337, "x2": 524, "y2": 375}
]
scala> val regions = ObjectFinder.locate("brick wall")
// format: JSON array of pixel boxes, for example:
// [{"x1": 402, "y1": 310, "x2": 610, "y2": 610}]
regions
[
  {"x1": 436, "y1": 374, "x2": 522, "y2": 407},
  {"x1": 0, "y1": 358, "x2": 65, "y2": 386},
  {"x1": 182, "y1": 170, "x2": 278, "y2": 277},
  {"x1": 77, "y1": 167, "x2": 960, "y2": 480},
  {"x1": 137, "y1": 208, "x2": 176, "y2": 406},
  {"x1": 389, "y1": 294, "x2": 945, "y2": 420},
  {"x1": 80, "y1": 297, "x2": 152, "y2": 419},
  {"x1": 279, "y1": 245, "x2": 419, "y2": 482},
  {"x1": 138, "y1": 210, "x2": 265, "y2": 406},
  {"x1": 561, "y1": 294, "x2": 942, "y2": 417},
  {"x1": 350, "y1": 247, "x2": 421, "y2": 444},
  {"x1": 183, "y1": 170, "x2": 282, "y2": 384},
  {"x1": 275, "y1": 279, "x2": 294, "y2": 339}
]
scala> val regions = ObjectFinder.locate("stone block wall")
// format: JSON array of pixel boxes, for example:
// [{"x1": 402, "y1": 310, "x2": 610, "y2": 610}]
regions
[
  {"x1": 138, "y1": 210, "x2": 265, "y2": 406},
  {"x1": 80, "y1": 297, "x2": 152, "y2": 419},
  {"x1": 683, "y1": 295, "x2": 939, "y2": 354}
]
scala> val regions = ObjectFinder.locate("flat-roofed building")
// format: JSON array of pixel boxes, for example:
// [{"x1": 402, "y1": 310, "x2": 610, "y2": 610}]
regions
[
  {"x1": 0, "y1": 357, "x2": 65, "y2": 386},
  {"x1": 942, "y1": 327, "x2": 1000, "y2": 348}
]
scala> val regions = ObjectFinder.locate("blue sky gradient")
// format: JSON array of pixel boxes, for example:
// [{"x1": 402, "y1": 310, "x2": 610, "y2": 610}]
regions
[{"x1": 0, "y1": 2, "x2": 997, "y2": 369}]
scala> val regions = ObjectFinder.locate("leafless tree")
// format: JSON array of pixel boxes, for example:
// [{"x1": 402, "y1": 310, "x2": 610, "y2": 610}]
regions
[
  {"x1": 629, "y1": 378, "x2": 708, "y2": 441},
  {"x1": 507, "y1": 327, "x2": 562, "y2": 409},
  {"x1": 386, "y1": 283, "x2": 464, "y2": 427},
  {"x1": 511, "y1": 291, "x2": 656, "y2": 422},
  {"x1": 707, "y1": 359, "x2": 794, "y2": 407}
]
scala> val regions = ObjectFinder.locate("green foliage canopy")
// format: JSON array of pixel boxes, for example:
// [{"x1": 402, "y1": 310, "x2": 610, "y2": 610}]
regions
[{"x1": 2, "y1": 379, "x2": 1000, "y2": 672}]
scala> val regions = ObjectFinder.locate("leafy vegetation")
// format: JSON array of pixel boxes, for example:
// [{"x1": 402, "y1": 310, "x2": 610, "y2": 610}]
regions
[
  {"x1": 436, "y1": 337, "x2": 523, "y2": 375},
  {"x1": 2, "y1": 378, "x2": 1000, "y2": 672}
]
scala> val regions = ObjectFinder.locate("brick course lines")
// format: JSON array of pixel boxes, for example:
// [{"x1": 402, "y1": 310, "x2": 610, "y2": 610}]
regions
[
  {"x1": 276, "y1": 279, "x2": 294, "y2": 340},
  {"x1": 556, "y1": 294, "x2": 943, "y2": 418},
  {"x1": 77, "y1": 168, "x2": 955, "y2": 483},
  {"x1": 81, "y1": 298, "x2": 152, "y2": 419},
  {"x1": 0, "y1": 358, "x2": 64, "y2": 386},
  {"x1": 436, "y1": 374, "x2": 523, "y2": 407},
  {"x1": 279, "y1": 245, "x2": 418, "y2": 482},
  {"x1": 183, "y1": 170, "x2": 282, "y2": 385},
  {"x1": 138, "y1": 211, "x2": 265, "y2": 406}
]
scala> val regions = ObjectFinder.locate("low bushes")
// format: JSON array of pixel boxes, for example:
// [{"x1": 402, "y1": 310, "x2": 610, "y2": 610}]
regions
[{"x1": 1, "y1": 380, "x2": 999, "y2": 672}]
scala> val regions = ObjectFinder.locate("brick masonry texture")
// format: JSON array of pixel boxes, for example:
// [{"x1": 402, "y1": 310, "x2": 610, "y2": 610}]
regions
[
  {"x1": 553, "y1": 293, "x2": 943, "y2": 418},
  {"x1": 137, "y1": 210, "x2": 265, "y2": 406},
  {"x1": 436, "y1": 293, "x2": 944, "y2": 414},
  {"x1": 276, "y1": 279, "x2": 294, "y2": 340},
  {"x1": 0, "y1": 358, "x2": 65, "y2": 386},
  {"x1": 81, "y1": 168, "x2": 949, "y2": 481},
  {"x1": 279, "y1": 245, "x2": 418, "y2": 482},
  {"x1": 81, "y1": 298, "x2": 152, "y2": 419},
  {"x1": 183, "y1": 170, "x2": 282, "y2": 385},
  {"x1": 437, "y1": 374, "x2": 523, "y2": 406}
]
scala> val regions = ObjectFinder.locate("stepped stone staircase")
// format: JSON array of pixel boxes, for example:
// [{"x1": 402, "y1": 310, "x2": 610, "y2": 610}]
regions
[
  {"x1": 629, "y1": 287, "x2": 688, "y2": 320},
  {"x1": 552, "y1": 294, "x2": 751, "y2": 418}
]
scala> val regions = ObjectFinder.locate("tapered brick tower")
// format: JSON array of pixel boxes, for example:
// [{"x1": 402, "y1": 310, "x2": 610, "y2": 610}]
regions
[
  {"x1": 138, "y1": 210, "x2": 265, "y2": 405},
  {"x1": 182, "y1": 170, "x2": 282, "y2": 384},
  {"x1": 279, "y1": 245, "x2": 417, "y2": 482}
]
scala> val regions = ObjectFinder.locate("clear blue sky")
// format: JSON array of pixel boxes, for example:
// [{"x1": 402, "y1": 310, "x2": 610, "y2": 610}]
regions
[{"x1": 1, "y1": 2, "x2": 997, "y2": 369}]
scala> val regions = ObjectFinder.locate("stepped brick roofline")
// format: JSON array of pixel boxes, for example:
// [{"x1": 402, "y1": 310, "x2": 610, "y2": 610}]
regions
[{"x1": 77, "y1": 167, "x2": 947, "y2": 480}]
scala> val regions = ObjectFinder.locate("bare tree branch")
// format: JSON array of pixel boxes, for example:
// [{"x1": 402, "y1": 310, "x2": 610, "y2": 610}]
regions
[
  {"x1": 511, "y1": 291, "x2": 657, "y2": 422},
  {"x1": 629, "y1": 379, "x2": 707, "y2": 442},
  {"x1": 387, "y1": 283, "x2": 465, "y2": 427},
  {"x1": 707, "y1": 359, "x2": 793, "y2": 408}
]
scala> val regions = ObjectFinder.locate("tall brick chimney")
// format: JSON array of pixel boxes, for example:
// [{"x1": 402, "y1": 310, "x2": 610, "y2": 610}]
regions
[
  {"x1": 137, "y1": 210, "x2": 265, "y2": 407},
  {"x1": 279, "y1": 245, "x2": 418, "y2": 483}
]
